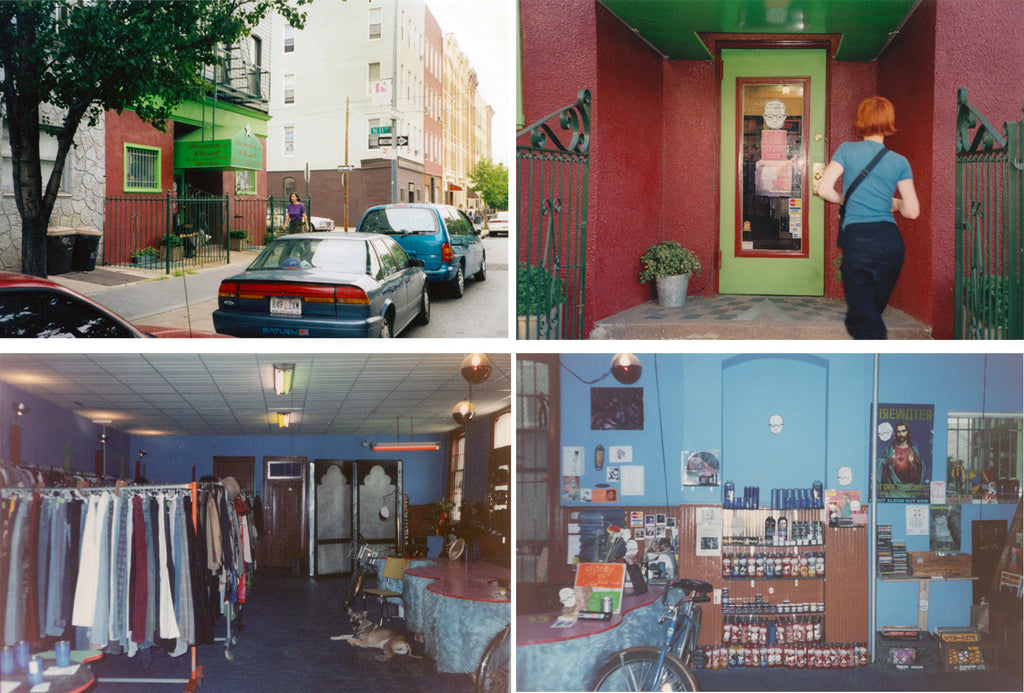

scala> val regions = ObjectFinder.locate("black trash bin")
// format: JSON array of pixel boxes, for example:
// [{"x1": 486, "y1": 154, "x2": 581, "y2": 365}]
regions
[
  {"x1": 46, "y1": 226, "x2": 76, "y2": 275},
  {"x1": 71, "y1": 226, "x2": 102, "y2": 272}
]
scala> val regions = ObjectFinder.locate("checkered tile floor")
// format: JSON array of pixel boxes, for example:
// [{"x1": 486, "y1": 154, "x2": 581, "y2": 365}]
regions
[{"x1": 591, "y1": 295, "x2": 932, "y2": 340}]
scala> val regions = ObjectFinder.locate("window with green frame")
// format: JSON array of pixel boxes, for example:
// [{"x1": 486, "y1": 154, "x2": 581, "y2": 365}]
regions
[
  {"x1": 235, "y1": 169, "x2": 256, "y2": 194},
  {"x1": 123, "y1": 144, "x2": 161, "y2": 193}
]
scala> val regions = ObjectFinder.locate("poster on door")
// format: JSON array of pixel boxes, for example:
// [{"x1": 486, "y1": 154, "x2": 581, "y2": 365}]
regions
[{"x1": 875, "y1": 403, "x2": 934, "y2": 502}]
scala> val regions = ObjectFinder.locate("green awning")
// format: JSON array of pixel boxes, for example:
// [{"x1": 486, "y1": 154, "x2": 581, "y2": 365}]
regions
[{"x1": 174, "y1": 125, "x2": 263, "y2": 171}]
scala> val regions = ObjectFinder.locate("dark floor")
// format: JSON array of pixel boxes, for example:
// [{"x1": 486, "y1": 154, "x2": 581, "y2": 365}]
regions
[
  {"x1": 590, "y1": 295, "x2": 933, "y2": 340},
  {"x1": 88, "y1": 568, "x2": 475, "y2": 692}
]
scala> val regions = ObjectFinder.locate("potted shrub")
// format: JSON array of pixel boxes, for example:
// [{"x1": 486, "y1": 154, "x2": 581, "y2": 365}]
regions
[
  {"x1": 639, "y1": 240, "x2": 702, "y2": 308},
  {"x1": 517, "y1": 263, "x2": 566, "y2": 339},
  {"x1": 132, "y1": 247, "x2": 160, "y2": 268},
  {"x1": 229, "y1": 229, "x2": 249, "y2": 251},
  {"x1": 159, "y1": 233, "x2": 184, "y2": 262}
]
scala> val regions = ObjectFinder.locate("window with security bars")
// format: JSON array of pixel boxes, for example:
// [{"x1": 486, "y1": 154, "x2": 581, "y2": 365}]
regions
[
  {"x1": 947, "y1": 412, "x2": 1022, "y2": 500},
  {"x1": 518, "y1": 358, "x2": 555, "y2": 583},
  {"x1": 447, "y1": 431, "x2": 466, "y2": 522},
  {"x1": 124, "y1": 145, "x2": 160, "y2": 192}
]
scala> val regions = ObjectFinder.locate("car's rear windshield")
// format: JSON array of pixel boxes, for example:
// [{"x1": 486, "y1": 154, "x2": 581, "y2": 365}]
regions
[
  {"x1": 359, "y1": 207, "x2": 438, "y2": 236},
  {"x1": 249, "y1": 238, "x2": 367, "y2": 274}
]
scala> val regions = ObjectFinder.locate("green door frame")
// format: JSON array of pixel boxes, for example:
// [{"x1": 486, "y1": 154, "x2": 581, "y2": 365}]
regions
[{"x1": 719, "y1": 49, "x2": 827, "y2": 295}]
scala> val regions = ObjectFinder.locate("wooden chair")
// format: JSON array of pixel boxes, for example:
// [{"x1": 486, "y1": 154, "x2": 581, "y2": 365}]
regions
[{"x1": 362, "y1": 557, "x2": 410, "y2": 625}]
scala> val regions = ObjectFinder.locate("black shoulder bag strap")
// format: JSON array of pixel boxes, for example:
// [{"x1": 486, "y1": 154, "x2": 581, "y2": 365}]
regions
[{"x1": 839, "y1": 146, "x2": 889, "y2": 228}]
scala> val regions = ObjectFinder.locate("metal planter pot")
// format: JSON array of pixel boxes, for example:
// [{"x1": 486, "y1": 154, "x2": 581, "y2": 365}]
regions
[{"x1": 655, "y1": 274, "x2": 690, "y2": 308}]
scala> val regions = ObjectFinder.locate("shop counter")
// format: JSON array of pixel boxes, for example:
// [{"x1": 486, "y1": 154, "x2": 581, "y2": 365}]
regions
[
  {"x1": 516, "y1": 589, "x2": 664, "y2": 692},
  {"x1": 404, "y1": 560, "x2": 510, "y2": 674}
]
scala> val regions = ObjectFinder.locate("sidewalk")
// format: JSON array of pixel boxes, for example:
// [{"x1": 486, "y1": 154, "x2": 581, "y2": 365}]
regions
[{"x1": 50, "y1": 251, "x2": 259, "y2": 326}]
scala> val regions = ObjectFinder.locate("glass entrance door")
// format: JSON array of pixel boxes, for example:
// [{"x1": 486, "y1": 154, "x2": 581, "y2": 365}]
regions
[{"x1": 719, "y1": 49, "x2": 827, "y2": 295}]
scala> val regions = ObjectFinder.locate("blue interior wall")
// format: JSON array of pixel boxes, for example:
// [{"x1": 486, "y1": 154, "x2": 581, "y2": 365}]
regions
[
  {"x1": 558, "y1": 353, "x2": 1022, "y2": 630},
  {"x1": 0, "y1": 381, "x2": 479, "y2": 507}
]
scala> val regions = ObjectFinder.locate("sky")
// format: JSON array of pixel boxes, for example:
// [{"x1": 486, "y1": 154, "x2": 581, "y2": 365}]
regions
[{"x1": 425, "y1": 0, "x2": 512, "y2": 165}]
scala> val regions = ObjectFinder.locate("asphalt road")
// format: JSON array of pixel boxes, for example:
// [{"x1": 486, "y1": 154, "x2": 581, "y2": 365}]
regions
[{"x1": 54, "y1": 237, "x2": 509, "y2": 339}]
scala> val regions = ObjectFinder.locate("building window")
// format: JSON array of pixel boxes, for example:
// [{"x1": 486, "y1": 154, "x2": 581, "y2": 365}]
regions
[
  {"x1": 235, "y1": 169, "x2": 256, "y2": 195},
  {"x1": 947, "y1": 412, "x2": 1022, "y2": 499},
  {"x1": 368, "y1": 7, "x2": 382, "y2": 40},
  {"x1": 283, "y1": 176, "x2": 296, "y2": 199},
  {"x1": 3, "y1": 123, "x2": 70, "y2": 194},
  {"x1": 284, "y1": 73, "x2": 295, "y2": 104},
  {"x1": 123, "y1": 144, "x2": 160, "y2": 193},
  {"x1": 283, "y1": 25, "x2": 295, "y2": 53},
  {"x1": 448, "y1": 431, "x2": 466, "y2": 522},
  {"x1": 493, "y1": 411, "x2": 511, "y2": 448},
  {"x1": 283, "y1": 126, "x2": 294, "y2": 157},
  {"x1": 368, "y1": 62, "x2": 381, "y2": 94}
]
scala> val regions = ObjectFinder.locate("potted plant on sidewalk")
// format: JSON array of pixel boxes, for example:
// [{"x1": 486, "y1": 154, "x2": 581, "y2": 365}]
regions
[
  {"x1": 229, "y1": 229, "x2": 249, "y2": 251},
  {"x1": 517, "y1": 263, "x2": 566, "y2": 339},
  {"x1": 639, "y1": 240, "x2": 702, "y2": 308},
  {"x1": 132, "y1": 247, "x2": 160, "y2": 268}
]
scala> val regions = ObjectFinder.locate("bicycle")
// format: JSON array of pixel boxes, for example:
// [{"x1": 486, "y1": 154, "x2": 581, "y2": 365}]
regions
[
  {"x1": 475, "y1": 623, "x2": 510, "y2": 693},
  {"x1": 591, "y1": 578, "x2": 713, "y2": 692},
  {"x1": 344, "y1": 538, "x2": 392, "y2": 609}
]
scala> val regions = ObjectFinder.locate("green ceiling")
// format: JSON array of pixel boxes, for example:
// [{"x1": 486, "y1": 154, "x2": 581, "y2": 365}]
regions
[{"x1": 598, "y1": 0, "x2": 919, "y2": 61}]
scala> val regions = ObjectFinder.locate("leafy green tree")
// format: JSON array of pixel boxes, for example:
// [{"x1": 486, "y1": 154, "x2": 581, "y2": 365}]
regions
[
  {"x1": 468, "y1": 158, "x2": 509, "y2": 211},
  {"x1": 0, "y1": 0, "x2": 309, "y2": 277}
]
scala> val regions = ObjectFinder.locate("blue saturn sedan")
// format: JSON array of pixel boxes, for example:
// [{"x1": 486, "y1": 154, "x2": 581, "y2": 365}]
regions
[
  {"x1": 213, "y1": 232, "x2": 428, "y2": 338},
  {"x1": 355, "y1": 203, "x2": 485, "y2": 297}
]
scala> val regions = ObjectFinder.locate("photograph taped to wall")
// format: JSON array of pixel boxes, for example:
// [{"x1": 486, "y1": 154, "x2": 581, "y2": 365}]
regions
[
  {"x1": 563, "y1": 446, "x2": 584, "y2": 476},
  {"x1": 930, "y1": 504, "x2": 962, "y2": 552},
  {"x1": 876, "y1": 403, "x2": 934, "y2": 502}
]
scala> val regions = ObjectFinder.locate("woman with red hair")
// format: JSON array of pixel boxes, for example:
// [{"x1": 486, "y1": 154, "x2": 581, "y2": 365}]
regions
[{"x1": 816, "y1": 96, "x2": 920, "y2": 339}]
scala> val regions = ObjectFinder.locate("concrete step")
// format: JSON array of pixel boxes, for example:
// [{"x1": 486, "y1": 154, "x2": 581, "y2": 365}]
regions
[{"x1": 590, "y1": 296, "x2": 933, "y2": 340}]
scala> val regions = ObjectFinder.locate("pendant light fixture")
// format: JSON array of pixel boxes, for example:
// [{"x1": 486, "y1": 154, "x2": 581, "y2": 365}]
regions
[
  {"x1": 610, "y1": 353, "x2": 642, "y2": 384},
  {"x1": 273, "y1": 363, "x2": 295, "y2": 395},
  {"x1": 461, "y1": 353, "x2": 492, "y2": 385}
]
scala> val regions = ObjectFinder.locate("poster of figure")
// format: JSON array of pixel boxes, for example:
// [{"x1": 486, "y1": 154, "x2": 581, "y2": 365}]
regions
[
  {"x1": 591, "y1": 388, "x2": 644, "y2": 430},
  {"x1": 930, "y1": 505, "x2": 962, "y2": 552},
  {"x1": 875, "y1": 403, "x2": 934, "y2": 502},
  {"x1": 562, "y1": 476, "x2": 580, "y2": 501}
]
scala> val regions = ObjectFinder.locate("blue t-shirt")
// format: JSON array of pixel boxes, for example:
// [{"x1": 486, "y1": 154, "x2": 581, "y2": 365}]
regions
[{"x1": 832, "y1": 140, "x2": 913, "y2": 226}]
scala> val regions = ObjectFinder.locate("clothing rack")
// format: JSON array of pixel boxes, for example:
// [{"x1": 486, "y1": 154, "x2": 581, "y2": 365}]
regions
[{"x1": 1, "y1": 481, "x2": 206, "y2": 691}]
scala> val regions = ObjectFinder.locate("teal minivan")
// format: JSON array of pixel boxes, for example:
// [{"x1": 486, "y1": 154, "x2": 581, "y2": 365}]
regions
[{"x1": 356, "y1": 204, "x2": 486, "y2": 297}]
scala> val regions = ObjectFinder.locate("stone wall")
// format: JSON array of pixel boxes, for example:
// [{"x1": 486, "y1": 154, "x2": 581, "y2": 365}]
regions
[{"x1": 0, "y1": 106, "x2": 106, "y2": 272}]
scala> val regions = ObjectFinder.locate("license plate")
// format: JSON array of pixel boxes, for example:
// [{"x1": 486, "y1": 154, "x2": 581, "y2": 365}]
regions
[{"x1": 269, "y1": 296, "x2": 301, "y2": 315}]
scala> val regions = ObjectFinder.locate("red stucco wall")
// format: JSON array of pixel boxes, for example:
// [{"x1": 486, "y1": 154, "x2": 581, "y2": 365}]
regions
[
  {"x1": 878, "y1": 0, "x2": 939, "y2": 335},
  {"x1": 662, "y1": 60, "x2": 719, "y2": 297},
  {"x1": 104, "y1": 110, "x2": 174, "y2": 197}
]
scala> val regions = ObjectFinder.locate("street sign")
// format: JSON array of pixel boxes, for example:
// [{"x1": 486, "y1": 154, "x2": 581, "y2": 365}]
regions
[
  {"x1": 395, "y1": 135, "x2": 409, "y2": 146},
  {"x1": 377, "y1": 136, "x2": 392, "y2": 146},
  {"x1": 370, "y1": 126, "x2": 391, "y2": 135}
]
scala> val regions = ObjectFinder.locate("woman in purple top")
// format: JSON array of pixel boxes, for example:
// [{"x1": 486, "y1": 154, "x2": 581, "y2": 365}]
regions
[{"x1": 287, "y1": 193, "x2": 309, "y2": 234}]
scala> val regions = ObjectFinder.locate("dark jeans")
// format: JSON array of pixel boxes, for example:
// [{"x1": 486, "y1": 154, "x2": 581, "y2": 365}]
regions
[{"x1": 839, "y1": 222, "x2": 905, "y2": 339}]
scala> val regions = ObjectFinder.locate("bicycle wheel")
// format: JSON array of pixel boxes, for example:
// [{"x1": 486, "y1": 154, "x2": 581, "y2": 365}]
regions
[
  {"x1": 475, "y1": 624, "x2": 510, "y2": 693},
  {"x1": 676, "y1": 604, "x2": 702, "y2": 668},
  {"x1": 592, "y1": 647, "x2": 699, "y2": 692}
]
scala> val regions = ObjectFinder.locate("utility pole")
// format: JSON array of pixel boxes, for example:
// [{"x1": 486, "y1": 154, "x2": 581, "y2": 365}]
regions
[
  {"x1": 345, "y1": 98, "x2": 350, "y2": 230},
  {"x1": 390, "y1": 0, "x2": 399, "y2": 204}
]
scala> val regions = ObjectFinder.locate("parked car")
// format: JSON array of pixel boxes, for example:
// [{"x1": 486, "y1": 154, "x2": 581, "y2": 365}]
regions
[
  {"x1": 0, "y1": 272, "x2": 223, "y2": 338},
  {"x1": 309, "y1": 216, "x2": 335, "y2": 231},
  {"x1": 213, "y1": 232, "x2": 428, "y2": 338},
  {"x1": 355, "y1": 203, "x2": 485, "y2": 297},
  {"x1": 486, "y1": 211, "x2": 509, "y2": 237}
]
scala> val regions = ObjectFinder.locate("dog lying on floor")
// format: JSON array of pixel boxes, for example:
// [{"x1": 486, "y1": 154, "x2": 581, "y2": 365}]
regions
[{"x1": 331, "y1": 608, "x2": 421, "y2": 661}]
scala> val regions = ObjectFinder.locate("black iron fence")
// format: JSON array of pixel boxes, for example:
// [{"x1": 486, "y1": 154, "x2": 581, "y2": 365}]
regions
[
  {"x1": 954, "y1": 88, "x2": 1023, "y2": 339},
  {"x1": 516, "y1": 89, "x2": 591, "y2": 339}
]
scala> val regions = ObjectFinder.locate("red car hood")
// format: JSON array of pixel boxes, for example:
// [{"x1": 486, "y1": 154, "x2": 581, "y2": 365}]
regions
[{"x1": 134, "y1": 324, "x2": 232, "y2": 338}]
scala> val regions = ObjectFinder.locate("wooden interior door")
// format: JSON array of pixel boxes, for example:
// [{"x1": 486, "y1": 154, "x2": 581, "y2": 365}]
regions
[
  {"x1": 261, "y1": 456, "x2": 307, "y2": 569},
  {"x1": 213, "y1": 456, "x2": 255, "y2": 494}
]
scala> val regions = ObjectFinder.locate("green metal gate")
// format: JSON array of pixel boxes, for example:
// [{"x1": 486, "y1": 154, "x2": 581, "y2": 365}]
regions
[
  {"x1": 516, "y1": 89, "x2": 590, "y2": 339},
  {"x1": 955, "y1": 88, "x2": 1023, "y2": 339}
]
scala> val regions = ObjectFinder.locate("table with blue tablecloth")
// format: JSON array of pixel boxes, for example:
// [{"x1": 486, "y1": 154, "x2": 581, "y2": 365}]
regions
[
  {"x1": 403, "y1": 560, "x2": 510, "y2": 674},
  {"x1": 516, "y1": 589, "x2": 665, "y2": 691}
]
